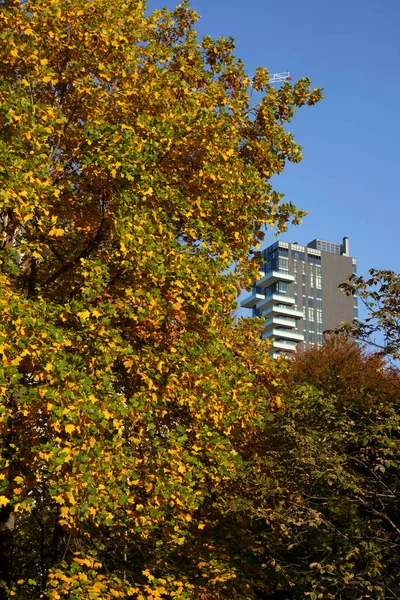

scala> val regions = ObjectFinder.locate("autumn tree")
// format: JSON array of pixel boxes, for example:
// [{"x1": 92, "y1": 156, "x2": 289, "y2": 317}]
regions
[
  {"x1": 0, "y1": 0, "x2": 321, "y2": 597},
  {"x1": 221, "y1": 338, "x2": 400, "y2": 599}
]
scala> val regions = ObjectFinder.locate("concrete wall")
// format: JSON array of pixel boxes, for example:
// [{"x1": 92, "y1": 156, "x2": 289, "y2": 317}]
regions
[{"x1": 321, "y1": 253, "x2": 354, "y2": 331}]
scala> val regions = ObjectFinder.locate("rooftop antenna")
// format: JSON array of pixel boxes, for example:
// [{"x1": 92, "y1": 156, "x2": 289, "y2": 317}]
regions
[{"x1": 268, "y1": 71, "x2": 292, "y2": 84}]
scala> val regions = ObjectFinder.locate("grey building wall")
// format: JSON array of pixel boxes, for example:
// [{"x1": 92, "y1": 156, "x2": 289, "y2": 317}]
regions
[{"x1": 321, "y1": 252, "x2": 354, "y2": 332}]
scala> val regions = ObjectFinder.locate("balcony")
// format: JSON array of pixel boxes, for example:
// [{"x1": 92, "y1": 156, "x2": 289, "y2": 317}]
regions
[
  {"x1": 256, "y1": 270, "x2": 295, "y2": 288},
  {"x1": 256, "y1": 294, "x2": 295, "y2": 311},
  {"x1": 240, "y1": 291, "x2": 265, "y2": 309},
  {"x1": 263, "y1": 328, "x2": 304, "y2": 343},
  {"x1": 264, "y1": 316, "x2": 296, "y2": 331},
  {"x1": 271, "y1": 339, "x2": 299, "y2": 352},
  {"x1": 271, "y1": 352, "x2": 294, "y2": 360},
  {"x1": 262, "y1": 304, "x2": 304, "y2": 320}
]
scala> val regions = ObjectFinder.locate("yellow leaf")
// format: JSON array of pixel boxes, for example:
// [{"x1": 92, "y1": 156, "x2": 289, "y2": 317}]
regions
[
  {"x1": 60, "y1": 506, "x2": 69, "y2": 518},
  {"x1": 65, "y1": 424, "x2": 75, "y2": 434},
  {"x1": 0, "y1": 496, "x2": 9, "y2": 507},
  {"x1": 49, "y1": 227, "x2": 64, "y2": 237},
  {"x1": 77, "y1": 310, "x2": 90, "y2": 321}
]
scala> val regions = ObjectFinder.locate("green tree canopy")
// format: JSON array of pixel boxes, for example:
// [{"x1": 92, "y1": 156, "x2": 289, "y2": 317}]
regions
[{"x1": 336, "y1": 270, "x2": 400, "y2": 361}]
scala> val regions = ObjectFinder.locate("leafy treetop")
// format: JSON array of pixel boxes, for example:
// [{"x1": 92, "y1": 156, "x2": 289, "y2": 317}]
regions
[
  {"x1": 336, "y1": 270, "x2": 400, "y2": 361},
  {"x1": 0, "y1": 0, "x2": 321, "y2": 598}
]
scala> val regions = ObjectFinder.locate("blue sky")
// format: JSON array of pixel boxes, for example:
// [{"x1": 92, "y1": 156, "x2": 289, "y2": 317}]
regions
[{"x1": 149, "y1": 0, "x2": 400, "y2": 279}]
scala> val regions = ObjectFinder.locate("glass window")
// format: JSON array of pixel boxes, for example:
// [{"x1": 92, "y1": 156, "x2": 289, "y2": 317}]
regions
[
  {"x1": 316, "y1": 277, "x2": 322, "y2": 289},
  {"x1": 308, "y1": 307, "x2": 314, "y2": 321},
  {"x1": 317, "y1": 309, "x2": 323, "y2": 323},
  {"x1": 291, "y1": 250, "x2": 305, "y2": 261},
  {"x1": 264, "y1": 260, "x2": 272, "y2": 273},
  {"x1": 278, "y1": 256, "x2": 289, "y2": 273},
  {"x1": 276, "y1": 281, "x2": 289, "y2": 294}
]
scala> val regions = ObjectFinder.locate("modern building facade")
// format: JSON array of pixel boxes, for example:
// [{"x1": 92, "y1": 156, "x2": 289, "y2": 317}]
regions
[{"x1": 241, "y1": 237, "x2": 357, "y2": 357}]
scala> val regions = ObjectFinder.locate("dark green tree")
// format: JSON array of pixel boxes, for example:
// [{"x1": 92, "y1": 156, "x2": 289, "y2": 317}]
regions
[
  {"x1": 208, "y1": 338, "x2": 400, "y2": 599},
  {"x1": 336, "y1": 269, "x2": 400, "y2": 361}
]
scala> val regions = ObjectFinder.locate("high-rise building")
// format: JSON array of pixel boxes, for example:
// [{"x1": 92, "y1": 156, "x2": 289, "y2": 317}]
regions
[{"x1": 240, "y1": 237, "x2": 357, "y2": 357}]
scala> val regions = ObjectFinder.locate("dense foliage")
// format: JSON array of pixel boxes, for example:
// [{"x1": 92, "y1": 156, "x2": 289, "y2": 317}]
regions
[
  {"x1": 336, "y1": 270, "x2": 400, "y2": 360},
  {"x1": 2, "y1": 1, "x2": 399, "y2": 598},
  {"x1": 220, "y1": 338, "x2": 400, "y2": 599},
  {"x1": 0, "y1": 0, "x2": 322, "y2": 598}
]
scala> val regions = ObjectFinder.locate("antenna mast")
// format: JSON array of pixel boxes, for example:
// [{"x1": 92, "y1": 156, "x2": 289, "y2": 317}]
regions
[{"x1": 268, "y1": 71, "x2": 292, "y2": 84}]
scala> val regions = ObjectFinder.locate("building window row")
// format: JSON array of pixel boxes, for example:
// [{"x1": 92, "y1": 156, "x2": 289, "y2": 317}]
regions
[{"x1": 279, "y1": 256, "x2": 289, "y2": 273}]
